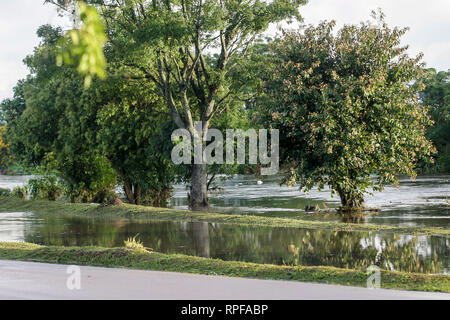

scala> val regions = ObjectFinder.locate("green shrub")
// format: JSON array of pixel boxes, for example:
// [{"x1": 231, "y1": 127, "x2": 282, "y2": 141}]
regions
[
  {"x1": 91, "y1": 189, "x2": 117, "y2": 204},
  {"x1": 11, "y1": 186, "x2": 27, "y2": 199},
  {"x1": 67, "y1": 187, "x2": 117, "y2": 204},
  {"x1": 27, "y1": 175, "x2": 65, "y2": 201}
]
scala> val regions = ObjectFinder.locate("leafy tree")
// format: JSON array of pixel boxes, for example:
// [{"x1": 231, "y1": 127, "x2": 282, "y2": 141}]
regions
[
  {"x1": 0, "y1": 125, "x2": 11, "y2": 169},
  {"x1": 55, "y1": 1, "x2": 108, "y2": 87},
  {"x1": 256, "y1": 13, "x2": 435, "y2": 210},
  {"x1": 46, "y1": 0, "x2": 308, "y2": 210},
  {"x1": 417, "y1": 69, "x2": 450, "y2": 173},
  {"x1": 94, "y1": 76, "x2": 177, "y2": 206},
  {"x1": 0, "y1": 81, "x2": 28, "y2": 163},
  {"x1": 1, "y1": 25, "x2": 116, "y2": 202},
  {"x1": 2, "y1": 23, "x2": 181, "y2": 205}
]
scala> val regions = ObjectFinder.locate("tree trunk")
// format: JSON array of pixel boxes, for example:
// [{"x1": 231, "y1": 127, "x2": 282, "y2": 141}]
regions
[
  {"x1": 187, "y1": 120, "x2": 209, "y2": 211},
  {"x1": 123, "y1": 179, "x2": 135, "y2": 204},
  {"x1": 336, "y1": 186, "x2": 364, "y2": 211},
  {"x1": 134, "y1": 185, "x2": 141, "y2": 205},
  {"x1": 190, "y1": 163, "x2": 209, "y2": 211}
]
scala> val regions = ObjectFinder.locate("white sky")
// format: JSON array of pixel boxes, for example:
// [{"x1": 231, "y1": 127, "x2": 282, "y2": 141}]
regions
[{"x1": 1, "y1": 0, "x2": 449, "y2": 101}]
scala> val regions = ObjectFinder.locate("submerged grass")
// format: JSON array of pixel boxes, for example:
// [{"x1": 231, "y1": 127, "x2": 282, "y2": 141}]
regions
[
  {"x1": 0, "y1": 197, "x2": 449, "y2": 236},
  {"x1": 0, "y1": 241, "x2": 448, "y2": 293}
]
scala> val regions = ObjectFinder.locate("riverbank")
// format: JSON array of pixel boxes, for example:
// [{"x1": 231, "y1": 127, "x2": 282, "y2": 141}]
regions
[
  {"x1": 0, "y1": 197, "x2": 449, "y2": 236},
  {"x1": 0, "y1": 242, "x2": 449, "y2": 293}
]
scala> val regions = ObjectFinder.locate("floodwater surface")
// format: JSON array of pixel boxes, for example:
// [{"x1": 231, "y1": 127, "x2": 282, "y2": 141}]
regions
[
  {"x1": 170, "y1": 175, "x2": 449, "y2": 228},
  {"x1": 0, "y1": 212, "x2": 448, "y2": 274},
  {"x1": 0, "y1": 174, "x2": 448, "y2": 274},
  {"x1": 1, "y1": 174, "x2": 448, "y2": 228}
]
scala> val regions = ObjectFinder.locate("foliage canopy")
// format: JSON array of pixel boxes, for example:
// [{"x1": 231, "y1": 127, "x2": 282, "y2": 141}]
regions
[{"x1": 255, "y1": 13, "x2": 436, "y2": 208}]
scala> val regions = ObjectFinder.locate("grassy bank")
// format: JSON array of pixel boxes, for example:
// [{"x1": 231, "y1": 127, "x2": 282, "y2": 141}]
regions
[
  {"x1": 0, "y1": 197, "x2": 449, "y2": 236},
  {"x1": 0, "y1": 242, "x2": 449, "y2": 293}
]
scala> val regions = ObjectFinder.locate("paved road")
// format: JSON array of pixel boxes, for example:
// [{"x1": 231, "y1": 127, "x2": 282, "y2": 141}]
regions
[{"x1": 0, "y1": 260, "x2": 448, "y2": 300}]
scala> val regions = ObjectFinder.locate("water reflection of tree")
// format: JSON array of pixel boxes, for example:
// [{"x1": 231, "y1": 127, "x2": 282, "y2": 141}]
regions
[
  {"x1": 192, "y1": 222, "x2": 210, "y2": 258},
  {"x1": 209, "y1": 227, "x2": 446, "y2": 274},
  {"x1": 376, "y1": 234, "x2": 446, "y2": 274},
  {"x1": 23, "y1": 216, "x2": 447, "y2": 274},
  {"x1": 286, "y1": 231, "x2": 445, "y2": 274},
  {"x1": 24, "y1": 215, "x2": 120, "y2": 247},
  {"x1": 285, "y1": 230, "x2": 379, "y2": 270}
]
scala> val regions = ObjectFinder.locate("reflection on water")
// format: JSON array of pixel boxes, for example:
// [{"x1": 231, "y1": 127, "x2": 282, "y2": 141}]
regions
[
  {"x1": 0, "y1": 212, "x2": 34, "y2": 242},
  {"x1": 2, "y1": 212, "x2": 448, "y2": 274}
]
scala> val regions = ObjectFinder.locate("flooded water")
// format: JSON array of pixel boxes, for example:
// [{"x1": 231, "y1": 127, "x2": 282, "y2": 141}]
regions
[
  {"x1": 1, "y1": 174, "x2": 448, "y2": 228},
  {"x1": 0, "y1": 174, "x2": 448, "y2": 274},
  {"x1": 170, "y1": 175, "x2": 450, "y2": 228},
  {"x1": 0, "y1": 175, "x2": 33, "y2": 190},
  {"x1": 0, "y1": 212, "x2": 448, "y2": 274}
]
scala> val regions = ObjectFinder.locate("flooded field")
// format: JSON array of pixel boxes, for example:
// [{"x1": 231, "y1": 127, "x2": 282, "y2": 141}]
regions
[
  {"x1": 170, "y1": 175, "x2": 449, "y2": 228},
  {"x1": 0, "y1": 174, "x2": 448, "y2": 274},
  {"x1": 1, "y1": 174, "x2": 448, "y2": 228}
]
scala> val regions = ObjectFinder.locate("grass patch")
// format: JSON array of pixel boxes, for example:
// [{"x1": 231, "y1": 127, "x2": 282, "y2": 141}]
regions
[
  {"x1": 0, "y1": 241, "x2": 448, "y2": 293},
  {"x1": 0, "y1": 197, "x2": 449, "y2": 236},
  {"x1": 124, "y1": 235, "x2": 150, "y2": 254}
]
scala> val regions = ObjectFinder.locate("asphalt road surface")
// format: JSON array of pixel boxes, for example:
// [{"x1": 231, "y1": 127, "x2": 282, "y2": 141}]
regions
[{"x1": 0, "y1": 260, "x2": 448, "y2": 300}]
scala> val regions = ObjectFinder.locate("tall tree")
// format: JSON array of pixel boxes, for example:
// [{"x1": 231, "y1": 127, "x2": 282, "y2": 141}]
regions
[
  {"x1": 94, "y1": 76, "x2": 177, "y2": 206},
  {"x1": 255, "y1": 13, "x2": 436, "y2": 210},
  {"x1": 1, "y1": 25, "x2": 117, "y2": 201},
  {"x1": 2, "y1": 23, "x2": 180, "y2": 205},
  {"x1": 46, "y1": 0, "x2": 308, "y2": 210}
]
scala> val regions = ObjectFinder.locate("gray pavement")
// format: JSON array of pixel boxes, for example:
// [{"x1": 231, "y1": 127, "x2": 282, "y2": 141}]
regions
[{"x1": 0, "y1": 260, "x2": 449, "y2": 300}]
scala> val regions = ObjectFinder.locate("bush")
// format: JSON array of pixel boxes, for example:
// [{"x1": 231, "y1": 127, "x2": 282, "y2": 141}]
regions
[
  {"x1": 56, "y1": 154, "x2": 117, "y2": 203},
  {"x1": 91, "y1": 189, "x2": 117, "y2": 204},
  {"x1": 140, "y1": 188, "x2": 172, "y2": 207},
  {"x1": 27, "y1": 175, "x2": 65, "y2": 201},
  {"x1": 11, "y1": 186, "x2": 27, "y2": 199}
]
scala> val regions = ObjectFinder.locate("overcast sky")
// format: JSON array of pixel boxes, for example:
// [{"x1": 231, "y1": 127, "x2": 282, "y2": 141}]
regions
[{"x1": 1, "y1": 0, "x2": 449, "y2": 101}]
